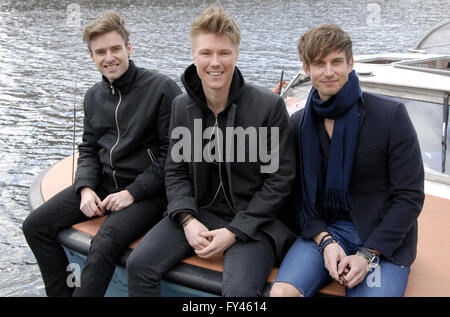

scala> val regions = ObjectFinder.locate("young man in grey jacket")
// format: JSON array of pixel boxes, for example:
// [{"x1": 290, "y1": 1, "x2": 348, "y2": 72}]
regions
[{"x1": 127, "y1": 6, "x2": 296, "y2": 297}]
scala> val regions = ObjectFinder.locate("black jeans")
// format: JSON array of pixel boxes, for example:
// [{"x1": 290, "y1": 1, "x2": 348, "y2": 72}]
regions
[
  {"x1": 126, "y1": 216, "x2": 275, "y2": 297},
  {"x1": 22, "y1": 184, "x2": 164, "y2": 297}
]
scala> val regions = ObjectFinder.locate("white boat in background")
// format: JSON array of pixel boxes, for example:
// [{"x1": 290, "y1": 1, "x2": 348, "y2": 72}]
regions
[{"x1": 415, "y1": 20, "x2": 450, "y2": 54}]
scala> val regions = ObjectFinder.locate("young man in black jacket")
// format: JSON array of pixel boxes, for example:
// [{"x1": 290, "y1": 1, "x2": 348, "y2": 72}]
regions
[
  {"x1": 22, "y1": 10, "x2": 181, "y2": 297},
  {"x1": 127, "y1": 6, "x2": 296, "y2": 297}
]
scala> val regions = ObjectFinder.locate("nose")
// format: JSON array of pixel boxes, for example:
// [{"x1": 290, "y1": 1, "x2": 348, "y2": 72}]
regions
[
  {"x1": 324, "y1": 63, "x2": 334, "y2": 77},
  {"x1": 210, "y1": 53, "x2": 220, "y2": 66},
  {"x1": 105, "y1": 50, "x2": 115, "y2": 62}
]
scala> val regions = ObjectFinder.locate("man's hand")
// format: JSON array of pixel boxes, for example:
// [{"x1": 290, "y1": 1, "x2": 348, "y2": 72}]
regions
[
  {"x1": 323, "y1": 242, "x2": 347, "y2": 283},
  {"x1": 80, "y1": 187, "x2": 103, "y2": 218},
  {"x1": 195, "y1": 228, "x2": 236, "y2": 259},
  {"x1": 99, "y1": 190, "x2": 135, "y2": 212},
  {"x1": 337, "y1": 255, "x2": 370, "y2": 289},
  {"x1": 182, "y1": 218, "x2": 211, "y2": 251}
]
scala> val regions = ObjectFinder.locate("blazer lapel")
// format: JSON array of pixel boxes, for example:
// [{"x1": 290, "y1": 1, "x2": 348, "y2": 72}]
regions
[{"x1": 358, "y1": 95, "x2": 367, "y2": 130}]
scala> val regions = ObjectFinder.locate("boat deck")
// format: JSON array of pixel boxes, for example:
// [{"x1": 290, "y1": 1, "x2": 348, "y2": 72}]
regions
[{"x1": 33, "y1": 154, "x2": 450, "y2": 297}]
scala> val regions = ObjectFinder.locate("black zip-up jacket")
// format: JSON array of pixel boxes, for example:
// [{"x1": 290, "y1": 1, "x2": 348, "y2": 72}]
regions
[{"x1": 74, "y1": 60, "x2": 181, "y2": 202}]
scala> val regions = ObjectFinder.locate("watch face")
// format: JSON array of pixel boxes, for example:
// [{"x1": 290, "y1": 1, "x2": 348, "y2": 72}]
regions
[{"x1": 369, "y1": 255, "x2": 380, "y2": 269}]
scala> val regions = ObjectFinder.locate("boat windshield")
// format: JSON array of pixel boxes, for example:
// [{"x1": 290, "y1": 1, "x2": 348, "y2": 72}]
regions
[
  {"x1": 385, "y1": 95, "x2": 450, "y2": 176},
  {"x1": 394, "y1": 56, "x2": 450, "y2": 76}
]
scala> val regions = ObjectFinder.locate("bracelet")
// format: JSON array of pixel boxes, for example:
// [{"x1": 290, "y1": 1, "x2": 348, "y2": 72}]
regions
[
  {"x1": 180, "y1": 214, "x2": 195, "y2": 227},
  {"x1": 318, "y1": 236, "x2": 339, "y2": 254},
  {"x1": 318, "y1": 233, "x2": 332, "y2": 247}
]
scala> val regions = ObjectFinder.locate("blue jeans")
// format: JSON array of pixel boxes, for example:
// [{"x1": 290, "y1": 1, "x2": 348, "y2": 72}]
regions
[{"x1": 274, "y1": 220, "x2": 410, "y2": 297}]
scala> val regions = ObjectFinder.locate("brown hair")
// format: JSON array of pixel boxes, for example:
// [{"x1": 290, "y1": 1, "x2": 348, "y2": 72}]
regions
[
  {"x1": 82, "y1": 10, "x2": 130, "y2": 51},
  {"x1": 190, "y1": 5, "x2": 241, "y2": 48},
  {"x1": 297, "y1": 24, "x2": 353, "y2": 67}
]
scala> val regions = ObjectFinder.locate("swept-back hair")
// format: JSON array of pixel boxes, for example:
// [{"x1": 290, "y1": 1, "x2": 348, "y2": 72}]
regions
[
  {"x1": 190, "y1": 5, "x2": 241, "y2": 48},
  {"x1": 82, "y1": 10, "x2": 130, "y2": 51}
]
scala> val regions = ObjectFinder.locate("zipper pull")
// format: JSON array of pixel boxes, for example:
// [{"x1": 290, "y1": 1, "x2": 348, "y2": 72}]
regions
[{"x1": 110, "y1": 83, "x2": 115, "y2": 95}]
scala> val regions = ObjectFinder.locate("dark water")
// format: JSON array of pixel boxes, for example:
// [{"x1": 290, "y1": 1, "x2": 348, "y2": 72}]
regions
[{"x1": 0, "y1": 0, "x2": 449, "y2": 296}]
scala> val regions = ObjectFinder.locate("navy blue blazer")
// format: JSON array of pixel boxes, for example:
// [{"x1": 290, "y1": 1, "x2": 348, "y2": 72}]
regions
[{"x1": 289, "y1": 92, "x2": 425, "y2": 266}]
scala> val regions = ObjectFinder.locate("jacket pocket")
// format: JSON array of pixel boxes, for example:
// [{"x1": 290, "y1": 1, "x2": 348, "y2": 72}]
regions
[
  {"x1": 356, "y1": 143, "x2": 383, "y2": 154},
  {"x1": 147, "y1": 148, "x2": 157, "y2": 164}
]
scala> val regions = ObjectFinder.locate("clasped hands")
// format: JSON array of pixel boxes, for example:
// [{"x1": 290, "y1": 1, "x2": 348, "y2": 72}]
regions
[
  {"x1": 182, "y1": 218, "x2": 236, "y2": 259},
  {"x1": 323, "y1": 242, "x2": 370, "y2": 289},
  {"x1": 80, "y1": 187, "x2": 134, "y2": 217}
]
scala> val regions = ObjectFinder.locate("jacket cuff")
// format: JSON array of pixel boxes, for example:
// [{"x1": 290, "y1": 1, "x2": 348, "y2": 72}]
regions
[
  {"x1": 170, "y1": 209, "x2": 197, "y2": 224},
  {"x1": 226, "y1": 225, "x2": 250, "y2": 243},
  {"x1": 301, "y1": 219, "x2": 328, "y2": 240},
  {"x1": 125, "y1": 182, "x2": 146, "y2": 202},
  {"x1": 167, "y1": 197, "x2": 198, "y2": 221},
  {"x1": 73, "y1": 178, "x2": 98, "y2": 196}
]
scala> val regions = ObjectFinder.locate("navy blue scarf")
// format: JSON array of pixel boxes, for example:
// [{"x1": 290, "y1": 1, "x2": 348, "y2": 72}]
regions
[{"x1": 299, "y1": 70, "x2": 361, "y2": 230}]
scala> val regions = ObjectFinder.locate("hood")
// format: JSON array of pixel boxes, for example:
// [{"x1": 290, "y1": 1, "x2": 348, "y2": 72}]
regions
[{"x1": 180, "y1": 63, "x2": 245, "y2": 111}]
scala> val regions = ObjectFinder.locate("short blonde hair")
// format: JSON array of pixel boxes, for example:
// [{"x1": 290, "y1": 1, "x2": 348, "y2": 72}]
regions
[
  {"x1": 190, "y1": 5, "x2": 241, "y2": 48},
  {"x1": 297, "y1": 24, "x2": 353, "y2": 67},
  {"x1": 82, "y1": 10, "x2": 130, "y2": 51}
]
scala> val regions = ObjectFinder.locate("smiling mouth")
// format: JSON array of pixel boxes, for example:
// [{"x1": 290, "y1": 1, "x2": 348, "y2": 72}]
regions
[
  {"x1": 104, "y1": 64, "x2": 120, "y2": 71},
  {"x1": 322, "y1": 80, "x2": 338, "y2": 85},
  {"x1": 207, "y1": 71, "x2": 224, "y2": 77}
]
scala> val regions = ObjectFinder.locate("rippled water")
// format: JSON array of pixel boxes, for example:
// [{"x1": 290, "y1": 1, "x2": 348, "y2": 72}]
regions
[{"x1": 0, "y1": 0, "x2": 449, "y2": 296}]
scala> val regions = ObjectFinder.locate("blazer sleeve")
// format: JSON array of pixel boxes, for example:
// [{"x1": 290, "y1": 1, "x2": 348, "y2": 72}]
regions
[{"x1": 363, "y1": 102, "x2": 425, "y2": 259}]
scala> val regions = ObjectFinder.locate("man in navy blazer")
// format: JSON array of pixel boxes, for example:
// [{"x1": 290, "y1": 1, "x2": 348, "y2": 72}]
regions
[{"x1": 271, "y1": 24, "x2": 424, "y2": 297}]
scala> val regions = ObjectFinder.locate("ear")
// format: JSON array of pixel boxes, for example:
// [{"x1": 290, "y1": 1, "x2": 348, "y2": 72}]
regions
[
  {"x1": 89, "y1": 49, "x2": 94, "y2": 61},
  {"x1": 303, "y1": 62, "x2": 310, "y2": 76},
  {"x1": 127, "y1": 41, "x2": 132, "y2": 58},
  {"x1": 348, "y1": 56, "x2": 354, "y2": 73}
]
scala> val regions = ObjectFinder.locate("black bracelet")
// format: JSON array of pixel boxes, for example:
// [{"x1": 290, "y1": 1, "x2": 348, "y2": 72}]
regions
[
  {"x1": 180, "y1": 214, "x2": 195, "y2": 227},
  {"x1": 318, "y1": 237, "x2": 339, "y2": 254},
  {"x1": 318, "y1": 233, "x2": 332, "y2": 247}
]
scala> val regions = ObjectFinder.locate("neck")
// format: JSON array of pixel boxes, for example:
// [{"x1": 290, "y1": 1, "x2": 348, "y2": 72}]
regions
[{"x1": 204, "y1": 87, "x2": 229, "y2": 116}]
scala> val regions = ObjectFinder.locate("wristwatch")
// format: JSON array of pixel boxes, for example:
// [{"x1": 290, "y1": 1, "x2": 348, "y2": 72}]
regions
[{"x1": 356, "y1": 247, "x2": 380, "y2": 270}]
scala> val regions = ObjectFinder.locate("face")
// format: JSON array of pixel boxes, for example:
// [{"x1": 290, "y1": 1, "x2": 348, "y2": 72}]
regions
[
  {"x1": 192, "y1": 32, "x2": 239, "y2": 98},
  {"x1": 304, "y1": 50, "x2": 354, "y2": 101},
  {"x1": 89, "y1": 31, "x2": 131, "y2": 83}
]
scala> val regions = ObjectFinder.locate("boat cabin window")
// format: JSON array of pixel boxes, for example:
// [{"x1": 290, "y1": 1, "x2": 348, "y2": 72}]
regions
[
  {"x1": 394, "y1": 56, "x2": 450, "y2": 75},
  {"x1": 380, "y1": 95, "x2": 450, "y2": 176},
  {"x1": 357, "y1": 57, "x2": 405, "y2": 65}
]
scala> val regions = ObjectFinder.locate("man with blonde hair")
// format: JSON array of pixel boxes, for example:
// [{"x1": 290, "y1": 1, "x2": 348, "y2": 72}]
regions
[
  {"x1": 270, "y1": 24, "x2": 424, "y2": 297},
  {"x1": 23, "y1": 10, "x2": 181, "y2": 296},
  {"x1": 127, "y1": 6, "x2": 296, "y2": 297}
]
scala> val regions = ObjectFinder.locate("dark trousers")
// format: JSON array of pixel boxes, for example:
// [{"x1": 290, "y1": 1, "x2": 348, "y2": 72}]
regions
[
  {"x1": 22, "y1": 184, "x2": 164, "y2": 297},
  {"x1": 126, "y1": 216, "x2": 275, "y2": 297}
]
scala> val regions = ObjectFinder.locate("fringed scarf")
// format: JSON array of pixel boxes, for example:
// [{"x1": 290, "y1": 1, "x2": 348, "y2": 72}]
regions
[{"x1": 299, "y1": 70, "x2": 361, "y2": 230}]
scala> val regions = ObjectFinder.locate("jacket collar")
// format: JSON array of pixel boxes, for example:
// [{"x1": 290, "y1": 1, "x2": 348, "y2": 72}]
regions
[{"x1": 102, "y1": 59, "x2": 138, "y2": 95}]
